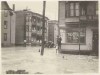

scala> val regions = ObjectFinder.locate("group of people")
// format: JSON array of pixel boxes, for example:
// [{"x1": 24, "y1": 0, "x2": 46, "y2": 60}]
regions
[{"x1": 56, "y1": 35, "x2": 62, "y2": 53}]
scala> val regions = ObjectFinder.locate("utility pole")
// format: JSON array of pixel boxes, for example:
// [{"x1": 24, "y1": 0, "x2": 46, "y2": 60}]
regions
[
  {"x1": 24, "y1": 11, "x2": 26, "y2": 47},
  {"x1": 41, "y1": 1, "x2": 46, "y2": 56},
  {"x1": 79, "y1": 16, "x2": 81, "y2": 54}
]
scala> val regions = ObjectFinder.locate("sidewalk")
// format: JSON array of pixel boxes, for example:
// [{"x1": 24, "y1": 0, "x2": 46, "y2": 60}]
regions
[{"x1": 1, "y1": 46, "x2": 99, "y2": 74}]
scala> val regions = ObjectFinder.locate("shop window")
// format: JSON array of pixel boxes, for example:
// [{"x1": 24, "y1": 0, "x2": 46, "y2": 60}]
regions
[
  {"x1": 4, "y1": 33, "x2": 7, "y2": 41},
  {"x1": 66, "y1": 28, "x2": 86, "y2": 44},
  {"x1": 60, "y1": 29, "x2": 66, "y2": 43}
]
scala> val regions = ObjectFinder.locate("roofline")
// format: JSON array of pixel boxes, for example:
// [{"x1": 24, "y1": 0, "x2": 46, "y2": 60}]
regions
[
  {"x1": 1, "y1": 1, "x2": 12, "y2": 10},
  {"x1": 15, "y1": 10, "x2": 49, "y2": 20}
]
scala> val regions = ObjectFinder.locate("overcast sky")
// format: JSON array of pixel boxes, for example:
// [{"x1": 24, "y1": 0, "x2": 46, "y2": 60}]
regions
[{"x1": 7, "y1": 1, "x2": 58, "y2": 20}]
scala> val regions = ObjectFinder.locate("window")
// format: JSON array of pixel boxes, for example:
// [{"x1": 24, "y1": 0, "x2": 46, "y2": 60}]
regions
[
  {"x1": 29, "y1": 16, "x2": 31, "y2": 22},
  {"x1": 4, "y1": 10, "x2": 8, "y2": 17},
  {"x1": 26, "y1": 25, "x2": 29, "y2": 31},
  {"x1": 70, "y1": 3, "x2": 74, "y2": 16},
  {"x1": 87, "y1": 3, "x2": 95, "y2": 16},
  {"x1": 29, "y1": 37, "x2": 31, "y2": 42},
  {"x1": 26, "y1": 36, "x2": 29, "y2": 43},
  {"x1": 26, "y1": 17, "x2": 29, "y2": 22},
  {"x1": 66, "y1": 27, "x2": 86, "y2": 44},
  {"x1": 33, "y1": 18, "x2": 36, "y2": 22},
  {"x1": 60, "y1": 29, "x2": 66, "y2": 43},
  {"x1": 80, "y1": 2, "x2": 87, "y2": 16},
  {"x1": 81, "y1": 8, "x2": 86, "y2": 16},
  {"x1": 67, "y1": 31, "x2": 79, "y2": 43},
  {"x1": 4, "y1": 33, "x2": 7, "y2": 41},
  {"x1": 4, "y1": 21, "x2": 7, "y2": 29},
  {"x1": 66, "y1": 2, "x2": 79, "y2": 17},
  {"x1": 26, "y1": 16, "x2": 31, "y2": 22},
  {"x1": 96, "y1": 2, "x2": 98, "y2": 15},
  {"x1": 75, "y1": 3, "x2": 79, "y2": 16}
]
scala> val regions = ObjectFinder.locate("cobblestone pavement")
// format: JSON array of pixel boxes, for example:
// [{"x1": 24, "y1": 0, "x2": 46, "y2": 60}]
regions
[{"x1": 1, "y1": 46, "x2": 99, "y2": 74}]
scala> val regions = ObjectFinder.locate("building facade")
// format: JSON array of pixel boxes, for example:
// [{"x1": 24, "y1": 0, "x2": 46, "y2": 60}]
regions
[
  {"x1": 48, "y1": 21, "x2": 54, "y2": 43},
  {"x1": 1, "y1": 1, "x2": 16, "y2": 47},
  {"x1": 54, "y1": 21, "x2": 58, "y2": 45},
  {"x1": 58, "y1": 1, "x2": 98, "y2": 54},
  {"x1": 15, "y1": 10, "x2": 49, "y2": 46},
  {"x1": 48, "y1": 20, "x2": 58, "y2": 44}
]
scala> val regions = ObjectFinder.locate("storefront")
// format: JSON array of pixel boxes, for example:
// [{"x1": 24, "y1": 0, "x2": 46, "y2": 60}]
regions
[{"x1": 60, "y1": 22, "x2": 98, "y2": 53}]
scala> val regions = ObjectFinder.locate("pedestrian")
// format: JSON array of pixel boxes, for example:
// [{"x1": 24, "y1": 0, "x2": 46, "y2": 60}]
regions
[
  {"x1": 39, "y1": 40, "x2": 42, "y2": 52},
  {"x1": 56, "y1": 36, "x2": 59, "y2": 53},
  {"x1": 58, "y1": 35, "x2": 62, "y2": 51},
  {"x1": 56, "y1": 44, "x2": 58, "y2": 53},
  {"x1": 57, "y1": 35, "x2": 62, "y2": 53},
  {"x1": 24, "y1": 40, "x2": 26, "y2": 47}
]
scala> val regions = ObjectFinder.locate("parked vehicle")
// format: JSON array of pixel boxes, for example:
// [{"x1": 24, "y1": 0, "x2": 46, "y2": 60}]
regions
[{"x1": 45, "y1": 41, "x2": 54, "y2": 48}]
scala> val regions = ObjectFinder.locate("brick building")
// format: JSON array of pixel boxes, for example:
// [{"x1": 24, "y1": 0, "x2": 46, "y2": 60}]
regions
[
  {"x1": 58, "y1": 1, "x2": 98, "y2": 54},
  {"x1": 48, "y1": 20, "x2": 58, "y2": 45},
  {"x1": 54, "y1": 21, "x2": 59, "y2": 45},
  {"x1": 15, "y1": 10, "x2": 49, "y2": 46}
]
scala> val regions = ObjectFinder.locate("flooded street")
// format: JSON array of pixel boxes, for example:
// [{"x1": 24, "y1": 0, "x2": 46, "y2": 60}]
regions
[{"x1": 1, "y1": 47, "x2": 99, "y2": 74}]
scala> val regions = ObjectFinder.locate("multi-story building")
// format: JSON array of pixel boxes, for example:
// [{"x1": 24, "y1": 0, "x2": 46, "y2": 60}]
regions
[
  {"x1": 58, "y1": 1, "x2": 98, "y2": 54},
  {"x1": 54, "y1": 21, "x2": 58, "y2": 45},
  {"x1": 48, "y1": 20, "x2": 58, "y2": 45},
  {"x1": 15, "y1": 10, "x2": 49, "y2": 46},
  {"x1": 1, "y1": 1, "x2": 16, "y2": 47},
  {"x1": 48, "y1": 21, "x2": 55, "y2": 43}
]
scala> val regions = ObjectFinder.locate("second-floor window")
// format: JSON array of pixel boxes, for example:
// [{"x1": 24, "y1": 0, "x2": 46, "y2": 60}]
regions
[
  {"x1": 4, "y1": 21, "x2": 7, "y2": 29},
  {"x1": 96, "y1": 2, "x2": 98, "y2": 15},
  {"x1": 69, "y1": 2, "x2": 79, "y2": 16},
  {"x1": 26, "y1": 17, "x2": 29, "y2": 22},
  {"x1": 66, "y1": 2, "x2": 79, "y2": 17},
  {"x1": 4, "y1": 10, "x2": 8, "y2": 17},
  {"x1": 75, "y1": 3, "x2": 79, "y2": 16},
  {"x1": 70, "y1": 3, "x2": 74, "y2": 16}
]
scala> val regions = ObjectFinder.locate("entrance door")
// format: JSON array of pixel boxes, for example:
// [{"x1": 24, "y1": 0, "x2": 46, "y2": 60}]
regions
[{"x1": 92, "y1": 31, "x2": 98, "y2": 55}]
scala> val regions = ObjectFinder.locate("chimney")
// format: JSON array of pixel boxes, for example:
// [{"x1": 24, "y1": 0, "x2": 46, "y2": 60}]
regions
[{"x1": 13, "y1": 4, "x2": 15, "y2": 11}]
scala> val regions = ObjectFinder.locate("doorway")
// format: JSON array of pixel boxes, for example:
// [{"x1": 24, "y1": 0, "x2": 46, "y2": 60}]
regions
[{"x1": 92, "y1": 30, "x2": 98, "y2": 55}]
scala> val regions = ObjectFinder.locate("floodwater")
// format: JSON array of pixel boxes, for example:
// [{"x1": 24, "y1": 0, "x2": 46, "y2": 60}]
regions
[{"x1": 1, "y1": 46, "x2": 99, "y2": 74}]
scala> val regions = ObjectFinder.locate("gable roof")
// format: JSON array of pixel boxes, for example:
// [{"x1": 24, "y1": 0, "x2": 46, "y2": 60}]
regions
[{"x1": 1, "y1": 1, "x2": 12, "y2": 10}]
